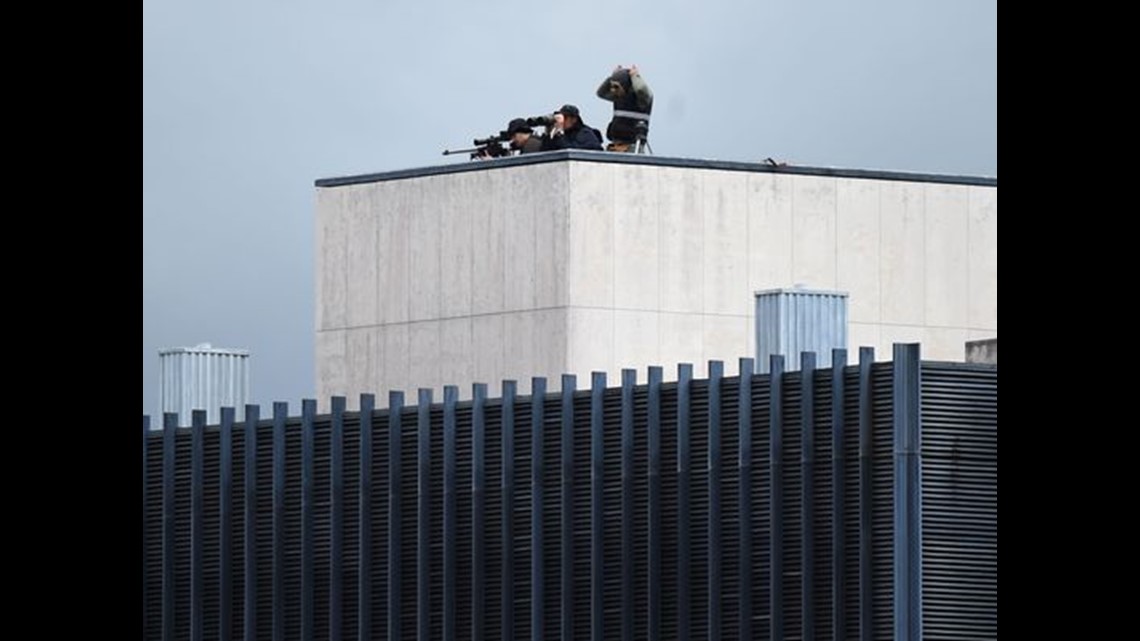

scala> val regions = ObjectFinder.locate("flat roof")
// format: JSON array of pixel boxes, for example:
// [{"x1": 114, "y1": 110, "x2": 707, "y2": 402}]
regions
[
  {"x1": 159, "y1": 346, "x2": 251, "y2": 356},
  {"x1": 315, "y1": 149, "x2": 997, "y2": 188}
]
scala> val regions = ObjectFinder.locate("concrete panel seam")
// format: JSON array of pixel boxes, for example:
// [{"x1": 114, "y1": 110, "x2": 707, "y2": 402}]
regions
[
  {"x1": 966, "y1": 187, "x2": 971, "y2": 333},
  {"x1": 314, "y1": 306, "x2": 576, "y2": 331},
  {"x1": 922, "y1": 184, "x2": 927, "y2": 326},
  {"x1": 833, "y1": 177, "x2": 839, "y2": 293},
  {"x1": 878, "y1": 183, "x2": 883, "y2": 329}
]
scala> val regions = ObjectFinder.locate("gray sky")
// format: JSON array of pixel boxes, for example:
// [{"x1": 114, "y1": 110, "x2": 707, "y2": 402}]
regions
[{"x1": 142, "y1": 0, "x2": 996, "y2": 414}]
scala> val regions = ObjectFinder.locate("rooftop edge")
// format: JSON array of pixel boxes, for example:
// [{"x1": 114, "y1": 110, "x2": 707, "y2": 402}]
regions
[{"x1": 315, "y1": 149, "x2": 997, "y2": 188}]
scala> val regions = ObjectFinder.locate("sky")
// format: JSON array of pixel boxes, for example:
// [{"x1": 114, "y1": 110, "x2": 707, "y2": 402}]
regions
[{"x1": 142, "y1": 0, "x2": 996, "y2": 414}]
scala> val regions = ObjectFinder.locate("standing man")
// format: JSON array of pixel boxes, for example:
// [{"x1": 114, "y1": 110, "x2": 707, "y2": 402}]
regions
[
  {"x1": 543, "y1": 105, "x2": 603, "y2": 151},
  {"x1": 596, "y1": 64, "x2": 653, "y2": 152}
]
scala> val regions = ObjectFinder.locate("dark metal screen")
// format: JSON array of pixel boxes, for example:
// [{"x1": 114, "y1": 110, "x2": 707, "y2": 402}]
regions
[{"x1": 143, "y1": 344, "x2": 997, "y2": 641}]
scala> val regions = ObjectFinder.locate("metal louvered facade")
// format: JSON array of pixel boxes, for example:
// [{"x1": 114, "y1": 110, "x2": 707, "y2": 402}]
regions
[{"x1": 143, "y1": 343, "x2": 997, "y2": 641}]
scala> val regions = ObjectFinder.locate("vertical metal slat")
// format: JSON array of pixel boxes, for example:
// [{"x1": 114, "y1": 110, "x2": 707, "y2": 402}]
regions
[
  {"x1": 443, "y1": 386, "x2": 458, "y2": 641},
  {"x1": 707, "y1": 361, "x2": 723, "y2": 641},
  {"x1": 243, "y1": 404, "x2": 260, "y2": 641},
  {"x1": 738, "y1": 358, "x2": 754, "y2": 641},
  {"x1": 359, "y1": 393, "x2": 376, "y2": 641},
  {"x1": 273, "y1": 401, "x2": 288, "y2": 641},
  {"x1": 143, "y1": 415, "x2": 150, "y2": 638},
  {"x1": 591, "y1": 371, "x2": 607, "y2": 641},
  {"x1": 472, "y1": 383, "x2": 487, "y2": 641},
  {"x1": 647, "y1": 366, "x2": 663, "y2": 641},
  {"x1": 677, "y1": 363, "x2": 692, "y2": 641},
  {"x1": 302, "y1": 399, "x2": 316, "y2": 641},
  {"x1": 620, "y1": 369, "x2": 635, "y2": 641},
  {"x1": 501, "y1": 381, "x2": 517, "y2": 641},
  {"x1": 220, "y1": 407, "x2": 235, "y2": 641},
  {"x1": 858, "y1": 348, "x2": 873, "y2": 641},
  {"x1": 830, "y1": 349, "x2": 848, "y2": 640},
  {"x1": 330, "y1": 396, "x2": 346, "y2": 641},
  {"x1": 417, "y1": 389, "x2": 432, "y2": 641},
  {"x1": 386, "y1": 391, "x2": 403, "y2": 641},
  {"x1": 561, "y1": 374, "x2": 577, "y2": 641},
  {"x1": 801, "y1": 353, "x2": 816, "y2": 641},
  {"x1": 770, "y1": 355, "x2": 785, "y2": 641},
  {"x1": 192, "y1": 409, "x2": 206, "y2": 641},
  {"x1": 893, "y1": 344, "x2": 922, "y2": 641},
  {"x1": 163, "y1": 412, "x2": 177, "y2": 641},
  {"x1": 531, "y1": 377, "x2": 547, "y2": 641}
]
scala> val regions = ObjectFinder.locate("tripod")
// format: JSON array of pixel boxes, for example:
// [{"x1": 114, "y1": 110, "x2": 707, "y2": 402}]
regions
[{"x1": 633, "y1": 121, "x2": 653, "y2": 155}]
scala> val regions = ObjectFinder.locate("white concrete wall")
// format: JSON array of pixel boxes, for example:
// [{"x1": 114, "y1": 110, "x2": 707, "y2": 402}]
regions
[
  {"x1": 316, "y1": 159, "x2": 997, "y2": 408},
  {"x1": 562, "y1": 162, "x2": 996, "y2": 382},
  {"x1": 316, "y1": 163, "x2": 571, "y2": 408}
]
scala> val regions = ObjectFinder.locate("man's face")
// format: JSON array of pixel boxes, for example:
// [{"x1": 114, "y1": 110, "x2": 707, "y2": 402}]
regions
[
  {"x1": 511, "y1": 131, "x2": 530, "y2": 147},
  {"x1": 609, "y1": 80, "x2": 626, "y2": 98},
  {"x1": 561, "y1": 114, "x2": 578, "y2": 129}
]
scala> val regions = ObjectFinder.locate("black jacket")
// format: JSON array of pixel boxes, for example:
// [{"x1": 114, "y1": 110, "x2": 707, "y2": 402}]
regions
[
  {"x1": 516, "y1": 135, "x2": 545, "y2": 154},
  {"x1": 543, "y1": 122, "x2": 603, "y2": 151}
]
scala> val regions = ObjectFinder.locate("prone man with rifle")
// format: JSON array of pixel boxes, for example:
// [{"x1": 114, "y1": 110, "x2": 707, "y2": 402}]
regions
[{"x1": 442, "y1": 118, "x2": 547, "y2": 160}]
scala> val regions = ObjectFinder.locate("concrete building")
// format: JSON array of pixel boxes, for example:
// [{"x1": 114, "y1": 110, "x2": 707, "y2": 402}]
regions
[{"x1": 314, "y1": 150, "x2": 996, "y2": 406}]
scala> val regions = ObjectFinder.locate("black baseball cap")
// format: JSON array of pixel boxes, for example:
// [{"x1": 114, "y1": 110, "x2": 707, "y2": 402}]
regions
[
  {"x1": 557, "y1": 104, "x2": 581, "y2": 118},
  {"x1": 506, "y1": 118, "x2": 532, "y2": 135}
]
